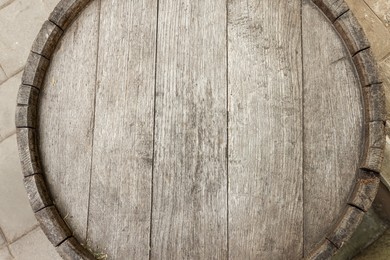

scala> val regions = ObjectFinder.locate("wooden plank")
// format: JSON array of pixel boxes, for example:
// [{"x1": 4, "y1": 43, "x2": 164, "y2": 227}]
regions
[
  {"x1": 334, "y1": 10, "x2": 370, "y2": 55},
  {"x1": 56, "y1": 237, "x2": 94, "y2": 260},
  {"x1": 35, "y1": 206, "x2": 72, "y2": 246},
  {"x1": 363, "y1": 84, "x2": 386, "y2": 122},
  {"x1": 31, "y1": 20, "x2": 63, "y2": 59},
  {"x1": 327, "y1": 206, "x2": 365, "y2": 248},
  {"x1": 228, "y1": 0, "x2": 302, "y2": 258},
  {"x1": 38, "y1": 1, "x2": 99, "y2": 243},
  {"x1": 151, "y1": 0, "x2": 227, "y2": 258},
  {"x1": 306, "y1": 239, "x2": 337, "y2": 260},
  {"x1": 49, "y1": 0, "x2": 93, "y2": 30},
  {"x1": 16, "y1": 128, "x2": 41, "y2": 177},
  {"x1": 86, "y1": 0, "x2": 157, "y2": 259},
  {"x1": 353, "y1": 48, "x2": 382, "y2": 87},
  {"x1": 348, "y1": 171, "x2": 380, "y2": 212},
  {"x1": 311, "y1": 0, "x2": 349, "y2": 22},
  {"x1": 15, "y1": 105, "x2": 37, "y2": 128},
  {"x1": 302, "y1": 0, "x2": 363, "y2": 255},
  {"x1": 21, "y1": 52, "x2": 50, "y2": 89},
  {"x1": 17, "y1": 85, "x2": 39, "y2": 106},
  {"x1": 24, "y1": 174, "x2": 53, "y2": 212}
]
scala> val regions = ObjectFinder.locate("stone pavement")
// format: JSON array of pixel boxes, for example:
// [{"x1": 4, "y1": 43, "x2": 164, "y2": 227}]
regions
[{"x1": 0, "y1": 0, "x2": 389, "y2": 259}]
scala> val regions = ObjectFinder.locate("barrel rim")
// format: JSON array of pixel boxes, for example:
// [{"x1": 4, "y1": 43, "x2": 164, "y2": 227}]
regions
[{"x1": 14, "y1": 0, "x2": 385, "y2": 259}]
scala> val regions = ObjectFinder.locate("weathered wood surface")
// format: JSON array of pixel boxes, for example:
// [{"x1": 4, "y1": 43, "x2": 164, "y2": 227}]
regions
[
  {"x1": 15, "y1": 0, "x2": 385, "y2": 259},
  {"x1": 151, "y1": 0, "x2": 227, "y2": 259},
  {"x1": 39, "y1": 0, "x2": 99, "y2": 242},
  {"x1": 87, "y1": 0, "x2": 157, "y2": 259},
  {"x1": 302, "y1": 0, "x2": 364, "y2": 254},
  {"x1": 228, "y1": 0, "x2": 303, "y2": 258}
]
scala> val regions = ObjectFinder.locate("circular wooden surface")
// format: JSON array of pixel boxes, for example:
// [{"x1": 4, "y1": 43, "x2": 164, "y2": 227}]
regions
[{"x1": 16, "y1": 0, "x2": 385, "y2": 259}]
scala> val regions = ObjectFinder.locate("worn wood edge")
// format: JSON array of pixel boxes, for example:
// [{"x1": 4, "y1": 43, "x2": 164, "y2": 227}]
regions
[
  {"x1": 24, "y1": 174, "x2": 53, "y2": 212},
  {"x1": 305, "y1": 239, "x2": 337, "y2": 260},
  {"x1": 16, "y1": 128, "x2": 42, "y2": 177},
  {"x1": 56, "y1": 237, "x2": 95, "y2": 260},
  {"x1": 334, "y1": 10, "x2": 370, "y2": 56},
  {"x1": 16, "y1": 0, "x2": 97, "y2": 259},
  {"x1": 361, "y1": 147, "x2": 384, "y2": 173},
  {"x1": 311, "y1": 0, "x2": 349, "y2": 22},
  {"x1": 31, "y1": 20, "x2": 64, "y2": 59},
  {"x1": 35, "y1": 206, "x2": 72, "y2": 247},
  {"x1": 49, "y1": 0, "x2": 93, "y2": 30},
  {"x1": 21, "y1": 52, "x2": 50, "y2": 89},
  {"x1": 15, "y1": 104, "x2": 37, "y2": 128},
  {"x1": 17, "y1": 0, "x2": 383, "y2": 258},
  {"x1": 348, "y1": 171, "x2": 380, "y2": 212},
  {"x1": 363, "y1": 84, "x2": 386, "y2": 122},
  {"x1": 353, "y1": 48, "x2": 382, "y2": 87},
  {"x1": 326, "y1": 206, "x2": 365, "y2": 249},
  {"x1": 17, "y1": 84, "x2": 40, "y2": 106}
]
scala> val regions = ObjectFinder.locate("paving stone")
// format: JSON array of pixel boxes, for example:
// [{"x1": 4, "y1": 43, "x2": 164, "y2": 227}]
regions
[
  {"x1": 9, "y1": 228, "x2": 61, "y2": 260},
  {"x1": 365, "y1": 0, "x2": 390, "y2": 28},
  {"x1": 345, "y1": 0, "x2": 390, "y2": 60},
  {"x1": 0, "y1": 0, "x2": 60, "y2": 77},
  {"x1": 0, "y1": 66, "x2": 6, "y2": 84},
  {"x1": 0, "y1": 135, "x2": 38, "y2": 243},
  {"x1": 0, "y1": 72, "x2": 21, "y2": 141},
  {"x1": 0, "y1": 229, "x2": 6, "y2": 248},
  {"x1": 0, "y1": 247, "x2": 13, "y2": 260}
]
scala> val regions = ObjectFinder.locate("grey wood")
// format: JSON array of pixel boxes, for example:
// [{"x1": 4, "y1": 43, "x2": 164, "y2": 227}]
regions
[
  {"x1": 302, "y1": 0, "x2": 363, "y2": 255},
  {"x1": 56, "y1": 237, "x2": 95, "y2": 260},
  {"x1": 227, "y1": 0, "x2": 303, "y2": 258},
  {"x1": 24, "y1": 174, "x2": 53, "y2": 212},
  {"x1": 86, "y1": 0, "x2": 157, "y2": 259},
  {"x1": 334, "y1": 11, "x2": 370, "y2": 55},
  {"x1": 21, "y1": 52, "x2": 49, "y2": 89},
  {"x1": 49, "y1": 0, "x2": 93, "y2": 30},
  {"x1": 16, "y1": 128, "x2": 41, "y2": 177},
  {"x1": 312, "y1": 0, "x2": 349, "y2": 22},
  {"x1": 353, "y1": 48, "x2": 382, "y2": 87},
  {"x1": 28, "y1": 0, "x2": 384, "y2": 258},
  {"x1": 39, "y1": 0, "x2": 100, "y2": 242},
  {"x1": 31, "y1": 20, "x2": 63, "y2": 59},
  {"x1": 363, "y1": 84, "x2": 386, "y2": 122},
  {"x1": 150, "y1": 0, "x2": 228, "y2": 258},
  {"x1": 35, "y1": 206, "x2": 72, "y2": 246}
]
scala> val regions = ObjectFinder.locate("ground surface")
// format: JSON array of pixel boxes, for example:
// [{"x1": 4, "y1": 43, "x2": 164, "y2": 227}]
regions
[{"x1": 0, "y1": 0, "x2": 389, "y2": 259}]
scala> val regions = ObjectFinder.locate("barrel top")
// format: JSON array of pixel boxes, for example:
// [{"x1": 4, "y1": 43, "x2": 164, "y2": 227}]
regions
[{"x1": 16, "y1": 0, "x2": 385, "y2": 259}]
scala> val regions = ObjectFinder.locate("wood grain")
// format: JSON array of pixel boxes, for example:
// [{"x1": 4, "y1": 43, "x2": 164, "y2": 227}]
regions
[
  {"x1": 39, "y1": 1, "x2": 100, "y2": 243},
  {"x1": 228, "y1": 0, "x2": 303, "y2": 258},
  {"x1": 16, "y1": 128, "x2": 41, "y2": 177},
  {"x1": 151, "y1": 0, "x2": 227, "y2": 258},
  {"x1": 56, "y1": 237, "x2": 95, "y2": 260},
  {"x1": 22, "y1": 52, "x2": 50, "y2": 89},
  {"x1": 334, "y1": 11, "x2": 370, "y2": 55},
  {"x1": 31, "y1": 20, "x2": 63, "y2": 59},
  {"x1": 312, "y1": 0, "x2": 349, "y2": 21},
  {"x1": 24, "y1": 174, "x2": 53, "y2": 212},
  {"x1": 86, "y1": 0, "x2": 157, "y2": 259},
  {"x1": 17, "y1": 85, "x2": 39, "y2": 106},
  {"x1": 15, "y1": 105, "x2": 37, "y2": 128},
  {"x1": 302, "y1": 0, "x2": 363, "y2": 255},
  {"x1": 49, "y1": 0, "x2": 93, "y2": 30},
  {"x1": 363, "y1": 84, "x2": 386, "y2": 122},
  {"x1": 353, "y1": 48, "x2": 382, "y2": 87},
  {"x1": 35, "y1": 206, "x2": 72, "y2": 246},
  {"x1": 306, "y1": 239, "x2": 337, "y2": 260},
  {"x1": 327, "y1": 206, "x2": 365, "y2": 248},
  {"x1": 348, "y1": 171, "x2": 380, "y2": 212}
]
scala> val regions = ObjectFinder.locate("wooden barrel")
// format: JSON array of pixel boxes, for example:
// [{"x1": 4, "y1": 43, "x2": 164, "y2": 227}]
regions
[{"x1": 16, "y1": 0, "x2": 385, "y2": 259}]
